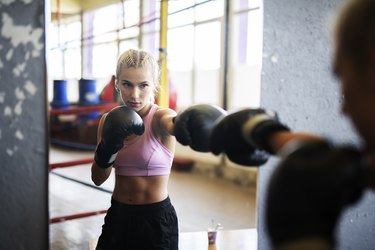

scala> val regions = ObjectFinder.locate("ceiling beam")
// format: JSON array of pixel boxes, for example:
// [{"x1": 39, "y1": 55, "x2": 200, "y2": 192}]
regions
[{"x1": 50, "y1": 0, "x2": 120, "y2": 15}]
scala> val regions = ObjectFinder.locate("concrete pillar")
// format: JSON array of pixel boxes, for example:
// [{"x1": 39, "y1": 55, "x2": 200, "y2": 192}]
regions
[{"x1": 0, "y1": 1, "x2": 48, "y2": 249}]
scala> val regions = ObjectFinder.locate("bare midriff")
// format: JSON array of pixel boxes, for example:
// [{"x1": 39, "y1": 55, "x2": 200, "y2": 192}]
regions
[{"x1": 112, "y1": 174, "x2": 170, "y2": 204}]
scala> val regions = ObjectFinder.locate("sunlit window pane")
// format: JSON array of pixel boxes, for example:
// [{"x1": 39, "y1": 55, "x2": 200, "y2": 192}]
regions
[
  {"x1": 195, "y1": 0, "x2": 223, "y2": 22},
  {"x1": 94, "y1": 32, "x2": 118, "y2": 44},
  {"x1": 92, "y1": 43, "x2": 117, "y2": 78},
  {"x1": 142, "y1": 33, "x2": 159, "y2": 57},
  {"x1": 65, "y1": 48, "x2": 81, "y2": 79},
  {"x1": 63, "y1": 21, "x2": 81, "y2": 44},
  {"x1": 169, "y1": 70, "x2": 193, "y2": 109},
  {"x1": 142, "y1": 0, "x2": 159, "y2": 33},
  {"x1": 232, "y1": 9, "x2": 262, "y2": 66},
  {"x1": 119, "y1": 27, "x2": 139, "y2": 40},
  {"x1": 230, "y1": 7, "x2": 263, "y2": 109},
  {"x1": 119, "y1": 0, "x2": 140, "y2": 28},
  {"x1": 48, "y1": 23, "x2": 59, "y2": 48},
  {"x1": 195, "y1": 22, "x2": 221, "y2": 70},
  {"x1": 92, "y1": 5, "x2": 118, "y2": 35},
  {"x1": 119, "y1": 39, "x2": 139, "y2": 53},
  {"x1": 169, "y1": 5, "x2": 194, "y2": 28},
  {"x1": 168, "y1": 26, "x2": 194, "y2": 71},
  {"x1": 233, "y1": 0, "x2": 262, "y2": 11},
  {"x1": 168, "y1": 0, "x2": 195, "y2": 13},
  {"x1": 49, "y1": 49, "x2": 63, "y2": 79},
  {"x1": 194, "y1": 68, "x2": 221, "y2": 105}
]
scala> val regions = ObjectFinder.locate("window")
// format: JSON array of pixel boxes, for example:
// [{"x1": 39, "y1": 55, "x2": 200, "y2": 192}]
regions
[{"x1": 48, "y1": 0, "x2": 264, "y2": 110}]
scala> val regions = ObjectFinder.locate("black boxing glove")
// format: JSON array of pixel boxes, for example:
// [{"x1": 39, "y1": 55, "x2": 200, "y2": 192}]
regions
[
  {"x1": 173, "y1": 104, "x2": 227, "y2": 152},
  {"x1": 210, "y1": 108, "x2": 287, "y2": 166},
  {"x1": 240, "y1": 108, "x2": 290, "y2": 154},
  {"x1": 266, "y1": 140, "x2": 367, "y2": 248},
  {"x1": 95, "y1": 106, "x2": 144, "y2": 168}
]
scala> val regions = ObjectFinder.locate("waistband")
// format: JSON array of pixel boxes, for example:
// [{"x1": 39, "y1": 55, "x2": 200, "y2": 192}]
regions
[{"x1": 110, "y1": 196, "x2": 172, "y2": 214}]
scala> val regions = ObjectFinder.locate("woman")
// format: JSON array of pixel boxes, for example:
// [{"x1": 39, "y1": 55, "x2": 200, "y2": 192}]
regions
[{"x1": 92, "y1": 49, "x2": 178, "y2": 250}]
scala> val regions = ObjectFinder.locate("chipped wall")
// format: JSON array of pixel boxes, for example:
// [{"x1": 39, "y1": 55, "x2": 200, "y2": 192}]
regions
[
  {"x1": 0, "y1": 0, "x2": 48, "y2": 249},
  {"x1": 257, "y1": 0, "x2": 375, "y2": 249}
]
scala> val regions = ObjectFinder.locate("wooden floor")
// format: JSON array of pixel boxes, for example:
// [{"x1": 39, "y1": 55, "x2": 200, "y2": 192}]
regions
[{"x1": 49, "y1": 146, "x2": 257, "y2": 250}]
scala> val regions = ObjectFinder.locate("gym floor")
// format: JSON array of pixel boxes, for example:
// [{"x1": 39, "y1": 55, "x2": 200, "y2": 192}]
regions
[{"x1": 49, "y1": 146, "x2": 257, "y2": 250}]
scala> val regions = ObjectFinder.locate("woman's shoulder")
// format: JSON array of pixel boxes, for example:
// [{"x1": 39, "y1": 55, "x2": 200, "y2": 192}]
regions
[
  {"x1": 151, "y1": 106, "x2": 177, "y2": 136},
  {"x1": 154, "y1": 106, "x2": 177, "y2": 117},
  {"x1": 153, "y1": 107, "x2": 176, "y2": 124}
]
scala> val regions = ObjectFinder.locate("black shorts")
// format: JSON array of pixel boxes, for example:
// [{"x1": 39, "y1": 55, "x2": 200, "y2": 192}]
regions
[{"x1": 97, "y1": 197, "x2": 179, "y2": 250}]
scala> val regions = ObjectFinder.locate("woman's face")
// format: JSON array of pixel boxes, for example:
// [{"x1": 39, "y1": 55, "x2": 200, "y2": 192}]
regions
[
  {"x1": 334, "y1": 46, "x2": 375, "y2": 151},
  {"x1": 117, "y1": 66, "x2": 155, "y2": 116}
]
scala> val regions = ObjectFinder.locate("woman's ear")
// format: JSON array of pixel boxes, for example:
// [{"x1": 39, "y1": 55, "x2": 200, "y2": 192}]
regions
[{"x1": 115, "y1": 84, "x2": 120, "y2": 92}]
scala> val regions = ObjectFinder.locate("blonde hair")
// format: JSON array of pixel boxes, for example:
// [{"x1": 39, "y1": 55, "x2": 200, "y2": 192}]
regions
[
  {"x1": 334, "y1": 0, "x2": 375, "y2": 70},
  {"x1": 116, "y1": 49, "x2": 160, "y2": 93}
]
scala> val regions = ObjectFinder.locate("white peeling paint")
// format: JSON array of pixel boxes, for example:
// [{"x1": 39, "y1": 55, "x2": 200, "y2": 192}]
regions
[
  {"x1": 0, "y1": 92, "x2": 5, "y2": 103},
  {"x1": 6, "y1": 148, "x2": 13, "y2": 156},
  {"x1": 15, "y1": 87, "x2": 25, "y2": 100},
  {"x1": 1, "y1": 13, "x2": 44, "y2": 58},
  {"x1": 0, "y1": 0, "x2": 16, "y2": 6},
  {"x1": 271, "y1": 54, "x2": 278, "y2": 63},
  {"x1": 6, "y1": 48, "x2": 13, "y2": 61},
  {"x1": 24, "y1": 81, "x2": 37, "y2": 95},
  {"x1": 15, "y1": 130, "x2": 24, "y2": 140},
  {"x1": 14, "y1": 100, "x2": 22, "y2": 115},
  {"x1": 13, "y1": 62, "x2": 26, "y2": 77},
  {"x1": 0, "y1": 44, "x2": 3, "y2": 68},
  {"x1": 4, "y1": 106, "x2": 12, "y2": 116}
]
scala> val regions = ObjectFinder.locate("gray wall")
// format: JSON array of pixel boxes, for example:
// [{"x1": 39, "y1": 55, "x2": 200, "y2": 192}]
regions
[
  {"x1": 258, "y1": 0, "x2": 375, "y2": 249},
  {"x1": 0, "y1": 0, "x2": 48, "y2": 249}
]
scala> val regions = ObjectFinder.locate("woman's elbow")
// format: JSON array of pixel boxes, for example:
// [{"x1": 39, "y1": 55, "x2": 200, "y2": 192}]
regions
[
  {"x1": 91, "y1": 164, "x2": 107, "y2": 186},
  {"x1": 92, "y1": 175, "x2": 104, "y2": 186}
]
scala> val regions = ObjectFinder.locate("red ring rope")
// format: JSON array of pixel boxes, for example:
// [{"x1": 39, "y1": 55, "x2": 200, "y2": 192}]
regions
[
  {"x1": 49, "y1": 158, "x2": 94, "y2": 170},
  {"x1": 49, "y1": 102, "x2": 118, "y2": 116},
  {"x1": 50, "y1": 210, "x2": 107, "y2": 224}
]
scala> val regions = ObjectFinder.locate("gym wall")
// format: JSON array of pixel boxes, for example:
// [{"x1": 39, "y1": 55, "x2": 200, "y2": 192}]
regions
[
  {"x1": 0, "y1": 1, "x2": 48, "y2": 249},
  {"x1": 258, "y1": 0, "x2": 375, "y2": 249}
]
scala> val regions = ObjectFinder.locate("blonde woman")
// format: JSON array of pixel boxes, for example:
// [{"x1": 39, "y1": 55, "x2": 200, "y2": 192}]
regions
[{"x1": 92, "y1": 49, "x2": 225, "y2": 250}]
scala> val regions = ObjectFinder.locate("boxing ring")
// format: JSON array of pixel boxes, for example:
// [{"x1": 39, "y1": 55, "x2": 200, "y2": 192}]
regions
[{"x1": 49, "y1": 157, "x2": 110, "y2": 224}]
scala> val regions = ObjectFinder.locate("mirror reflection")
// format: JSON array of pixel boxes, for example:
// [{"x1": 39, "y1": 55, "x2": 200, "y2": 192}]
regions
[{"x1": 48, "y1": 1, "x2": 263, "y2": 249}]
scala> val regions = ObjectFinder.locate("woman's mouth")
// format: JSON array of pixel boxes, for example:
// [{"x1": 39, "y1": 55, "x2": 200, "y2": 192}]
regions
[{"x1": 127, "y1": 102, "x2": 141, "y2": 108}]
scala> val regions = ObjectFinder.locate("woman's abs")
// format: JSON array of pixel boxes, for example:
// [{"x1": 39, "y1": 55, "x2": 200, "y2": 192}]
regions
[{"x1": 112, "y1": 174, "x2": 169, "y2": 204}]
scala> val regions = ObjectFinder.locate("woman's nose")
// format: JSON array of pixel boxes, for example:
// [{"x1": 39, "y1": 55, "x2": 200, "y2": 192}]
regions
[{"x1": 130, "y1": 87, "x2": 139, "y2": 98}]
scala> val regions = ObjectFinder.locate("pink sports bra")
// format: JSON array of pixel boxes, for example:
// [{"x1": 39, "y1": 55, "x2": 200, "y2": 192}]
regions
[{"x1": 113, "y1": 104, "x2": 174, "y2": 176}]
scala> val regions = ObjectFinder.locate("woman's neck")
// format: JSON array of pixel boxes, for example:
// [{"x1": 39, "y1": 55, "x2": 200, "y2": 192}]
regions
[{"x1": 138, "y1": 103, "x2": 153, "y2": 118}]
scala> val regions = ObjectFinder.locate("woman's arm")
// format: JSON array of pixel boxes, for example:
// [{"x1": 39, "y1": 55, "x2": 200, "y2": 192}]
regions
[
  {"x1": 155, "y1": 108, "x2": 177, "y2": 136},
  {"x1": 268, "y1": 131, "x2": 323, "y2": 154},
  {"x1": 91, "y1": 113, "x2": 113, "y2": 186}
]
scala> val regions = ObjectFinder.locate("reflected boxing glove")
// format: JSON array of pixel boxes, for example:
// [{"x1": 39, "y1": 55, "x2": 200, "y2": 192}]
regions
[
  {"x1": 173, "y1": 104, "x2": 227, "y2": 152},
  {"x1": 209, "y1": 108, "x2": 276, "y2": 166},
  {"x1": 95, "y1": 106, "x2": 144, "y2": 168},
  {"x1": 266, "y1": 140, "x2": 367, "y2": 248},
  {"x1": 240, "y1": 108, "x2": 290, "y2": 154}
]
